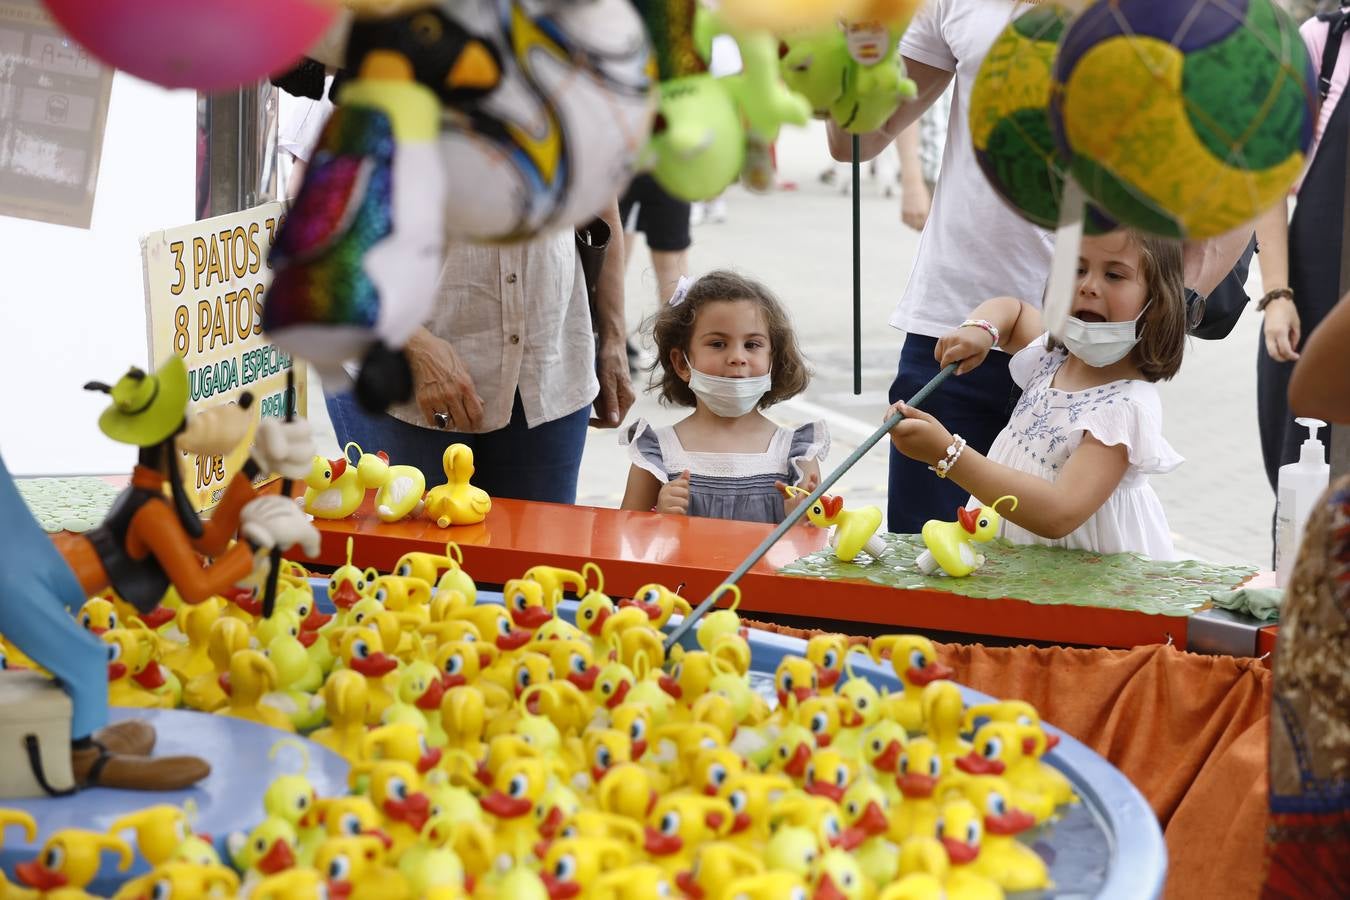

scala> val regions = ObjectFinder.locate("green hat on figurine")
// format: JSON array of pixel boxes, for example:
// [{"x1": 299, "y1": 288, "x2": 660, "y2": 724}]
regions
[{"x1": 85, "y1": 356, "x2": 189, "y2": 447}]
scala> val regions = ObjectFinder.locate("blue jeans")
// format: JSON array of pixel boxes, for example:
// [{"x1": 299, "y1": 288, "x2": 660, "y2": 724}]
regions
[
  {"x1": 0, "y1": 455, "x2": 109, "y2": 740},
  {"x1": 888, "y1": 334, "x2": 1020, "y2": 534},
  {"x1": 325, "y1": 391, "x2": 590, "y2": 504}
]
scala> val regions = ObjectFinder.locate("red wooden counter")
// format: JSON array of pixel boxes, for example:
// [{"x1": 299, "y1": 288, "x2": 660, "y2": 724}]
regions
[{"x1": 308, "y1": 497, "x2": 1192, "y2": 650}]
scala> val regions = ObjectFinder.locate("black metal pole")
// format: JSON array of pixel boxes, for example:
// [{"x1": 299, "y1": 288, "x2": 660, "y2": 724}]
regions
[{"x1": 852, "y1": 134, "x2": 862, "y2": 395}]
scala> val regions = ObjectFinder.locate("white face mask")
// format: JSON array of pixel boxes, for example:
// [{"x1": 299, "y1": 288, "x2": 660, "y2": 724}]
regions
[
  {"x1": 1060, "y1": 302, "x2": 1150, "y2": 368},
  {"x1": 684, "y1": 355, "x2": 772, "y2": 418}
]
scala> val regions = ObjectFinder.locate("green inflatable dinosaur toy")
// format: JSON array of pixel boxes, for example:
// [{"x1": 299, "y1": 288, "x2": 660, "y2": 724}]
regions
[
  {"x1": 636, "y1": 0, "x2": 811, "y2": 201},
  {"x1": 780, "y1": 24, "x2": 917, "y2": 134}
]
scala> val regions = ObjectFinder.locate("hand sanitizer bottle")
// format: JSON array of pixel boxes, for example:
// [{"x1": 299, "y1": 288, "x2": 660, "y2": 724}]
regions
[{"x1": 1275, "y1": 417, "x2": 1330, "y2": 587}]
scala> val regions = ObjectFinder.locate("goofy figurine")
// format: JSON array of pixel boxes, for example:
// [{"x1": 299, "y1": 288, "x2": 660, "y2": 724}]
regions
[{"x1": 0, "y1": 355, "x2": 319, "y2": 792}]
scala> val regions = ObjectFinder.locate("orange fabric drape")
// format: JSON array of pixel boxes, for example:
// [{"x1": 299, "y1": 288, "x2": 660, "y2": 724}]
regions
[{"x1": 746, "y1": 621, "x2": 1272, "y2": 898}]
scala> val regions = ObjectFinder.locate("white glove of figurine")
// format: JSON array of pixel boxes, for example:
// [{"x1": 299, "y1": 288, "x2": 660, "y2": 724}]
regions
[
  {"x1": 251, "y1": 418, "x2": 315, "y2": 479},
  {"x1": 239, "y1": 495, "x2": 321, "y2": 557}
]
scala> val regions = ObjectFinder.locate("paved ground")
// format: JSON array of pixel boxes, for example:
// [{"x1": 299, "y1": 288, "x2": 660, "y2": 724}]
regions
[{"x1": 313, "y1": 120, "x2": 1277, "y2": 569}]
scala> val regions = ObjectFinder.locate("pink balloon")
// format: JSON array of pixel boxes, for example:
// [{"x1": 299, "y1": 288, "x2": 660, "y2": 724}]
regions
[{"x1": 42, "y1": 0, "x2": 339, "y2": 91}]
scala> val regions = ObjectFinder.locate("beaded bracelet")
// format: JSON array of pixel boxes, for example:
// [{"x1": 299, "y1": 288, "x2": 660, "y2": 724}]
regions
[
  {"x1": 959, "y1": 319, "x2": 1000, "y2": 348},
  {"x1": 929, "y1": 434, "x2": 967, "y2": 479}
]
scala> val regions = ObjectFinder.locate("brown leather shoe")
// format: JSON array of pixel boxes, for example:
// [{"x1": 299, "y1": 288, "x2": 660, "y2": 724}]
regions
[
  {"x1": 72, "y1": 744, "x2": 210, "y2": 791},
  {"x1": 90, "y1": 719, "x2": 156, "y2": 757}
]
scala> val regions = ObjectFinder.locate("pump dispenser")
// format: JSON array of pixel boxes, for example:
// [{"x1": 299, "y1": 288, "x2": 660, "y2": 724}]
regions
[{"x1": 1275, "y1": 417, "x2": 1330, "y2": 587}]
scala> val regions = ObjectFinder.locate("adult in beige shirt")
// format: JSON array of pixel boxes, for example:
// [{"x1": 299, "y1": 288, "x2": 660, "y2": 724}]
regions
[{"x1": 324, "y1": 200, "x2": 633, "y2": 503}]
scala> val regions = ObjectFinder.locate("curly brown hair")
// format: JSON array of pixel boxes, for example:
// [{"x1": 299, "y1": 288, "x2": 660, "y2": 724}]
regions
[{"x1": 647, "y1": 270, "x2": 811, "y2": 408}]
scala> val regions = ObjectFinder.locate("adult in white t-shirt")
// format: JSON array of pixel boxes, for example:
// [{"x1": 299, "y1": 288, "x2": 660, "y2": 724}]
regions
[
  {"x1": 829, "y1": 0, "x2": 1253, "y2": 535},
  {"x1": 829, "y1": 0, "x2": 1053, "y2": 534}
]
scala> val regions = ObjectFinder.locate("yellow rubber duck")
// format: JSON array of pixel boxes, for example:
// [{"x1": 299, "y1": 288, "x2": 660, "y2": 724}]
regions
[
  {"x1": 766, "y1": 723, "x2": 816, "y2": 781},
  {"x1": 806, "y1": 633, "x2": 851, "y2": 693},
  {"x1": 774, "y1": 654, "x2": 819, "y2": 709},
  {"x1": 110, "y1": 860, "x2": 239, "y2": 900},
  {"x1": 13, "y1": 829, "x2": 133, "y2": 896},
  {"x1": 303, "y1": 449, "x2": 367, "y2": 519},
  {"x1": 934, "y1": 798, "x2": 1006, "y2": 893},
  {"x1": 182, "y1": 615, "x2": 250, "y2": 711},
  {"x1": 891, "y1": 737, "x2": 944, "y2": 842},
  {"x1": 218, "y1": 649, "x2": 295, "y2": 732},
  {"x1": 916, "y1": 496, "x2": 1017, "y2": 578},
  {"x1": 839, "y1": 780, "x2": 898, "y2": 885},
  {"x1": 478, "y1": 756, "x2": 566, "y2": 864},
  {"x1": 860, "y1": 720, "x2": 907, "y2": 781},
  {"x1": 763, "y1": 824, "x2": 822, "y2": 881},
  {"x1": 521, "y1": 561, "x2": 603, "y2": 607},
  {"x1": 102, "y1": 627, "x2": 179, "y2": 709},
  {"x1": 642, "y1": 793, "x2": 734, "y2": 875},
  {"x1": 675, "y1": 840, "x2": 764, "y2": 898},
  {"x1": 539, "y1": 836, "x2": 632, "y2": 898},
  {"x1": 694, "y1": 585, "x2": 746, "y2": 653},
  {"x1": 310, "y1": 669, "x2": 371, "y2": 762},
  {"x1": 528, "y1": 638, "x2": 599, "y2": 695},
  {"x1": 962, "y1": 700, "x2": 1061, "y2": 754},
  {"x1": 75, "y1": 596, "x2": 122, "y2": 635},
  {"x1": 330, "y1": 627, "x2": 401, "y2": 724},
  {"x1": 258, "y1": 612, "x2": 326, "y2": 730},
  {"x1": 314, "y1": 834, "x2": 414, "y2": 899},
  {"x1": 687, "y1": 745, "x2": 743, "y2": 798},
  {"x1": 942, "y1": 774, "x2": 1048, "y2": 892},
  {"x1": 424, "y1": 443, "x2": 492, "y2": 527},
  {"x1": 883, "y1": 835, "x2": 1004, "y2": 900},
  {"x1": 718, "y1": 771, "x2": 792, "y2": 845},
  {"x1": 575, "y1": 590, "x2": 615, "y2": 640},
  {"x1": 813, "y1": 848, "x2": 874, "y2": 900},
  {"x1": 922, "y1": 680, "x2": 972, "y2": 765},
  {"x1": 107, "y1": 804, "x2": 196, "y2": 867},
  {"x1": 869, "y1": 635, "x2": 954, "y2": 733},
  {"x1": 502, "y1": 577, "x2": 555, "y2": 632},
  {"x1": 161, "y1": 597, "x2": 224, "y2": 681},
  {"x1": 382, "y1": 660, "x2": 448, "y2": 745},
  {"x1": 595, "y1": 762, "x2": 660, "y2": 824},
  {"x1": 620, "y1": 582, "x2": 691, "y2": 629},
  {"x1": 355, "y1": 445, "x2": 427, "y2": 523},
  {"x1": 802, "y1": 747, "x2": 856, "y2": 803},
  {"x1": 955, "y1": 722, "x2": 1076, "y2": 818},
  {"x1": 796, "y1": 695, "x2": 851, "y2": 753},
  {"x1": 349, "y1": 759, "x2": 433, "y2": 862},
  {"x1": 449, "y1": 604, "x2": 532, "y2": 654},
  {"x1": 328, "y1": 536, "x2": 374, "y2": 613},
  {"x1": 795, "y1": 488, "x2": 887, "y2": 563}
]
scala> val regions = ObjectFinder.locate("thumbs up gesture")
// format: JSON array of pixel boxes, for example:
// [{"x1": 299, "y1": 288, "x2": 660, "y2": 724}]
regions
[{"x1": 656, "y1": 469, "x2": 692, "y2": 515}]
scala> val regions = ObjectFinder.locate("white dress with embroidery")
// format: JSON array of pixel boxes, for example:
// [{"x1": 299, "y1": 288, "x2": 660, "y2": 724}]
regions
[
  {"x1": 973, "y1": 335, "x2": 1182, "y2": 560},
  {"x1": 622, "y1": 418, "x2": 830, "y2": 524}
]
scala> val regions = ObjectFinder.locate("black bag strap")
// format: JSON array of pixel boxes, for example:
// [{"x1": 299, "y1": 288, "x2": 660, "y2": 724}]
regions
[
  {"x1": 24, "y1": 734, "x2": 78, "y2": 797},
  {"x1": 1316, "y1": 6, "x2": 1350, "y2": 102}
]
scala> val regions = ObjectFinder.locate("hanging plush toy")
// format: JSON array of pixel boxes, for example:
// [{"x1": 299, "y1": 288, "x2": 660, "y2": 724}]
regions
[
  {"x1": 265, "y1": 4, "x2": 497, "y2": 413},
  {"x1": 437, "y1": 0, "x2": 657, "y2": 243},
  {"x1": 780, "y1": 21, "x2": 917, "y2": 135},
  {"x1": 635, "y1": 0, "x2": 811, "y2": 202}
]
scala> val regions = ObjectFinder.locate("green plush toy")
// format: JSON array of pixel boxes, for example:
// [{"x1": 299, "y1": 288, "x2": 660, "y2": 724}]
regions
[
  {"x1": 636, "y1": 0, "x2": 811, "y2": 201},
  {"x1": 781, "y1": 24, "x2": 916, "y2": 134}
]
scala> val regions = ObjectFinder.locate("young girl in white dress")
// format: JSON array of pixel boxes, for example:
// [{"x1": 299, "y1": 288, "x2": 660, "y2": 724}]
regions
[
  {"x1": 621, "y1": 270, "x2": 829, "y2": 524},
  {"x1": 890, "y1": 229, "x2": 1186, "y2": 559}
]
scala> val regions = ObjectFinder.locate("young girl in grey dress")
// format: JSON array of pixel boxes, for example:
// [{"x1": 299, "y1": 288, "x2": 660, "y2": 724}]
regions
[{"x1": 620, "y1": 270, "x2": 830, "y2": 524}]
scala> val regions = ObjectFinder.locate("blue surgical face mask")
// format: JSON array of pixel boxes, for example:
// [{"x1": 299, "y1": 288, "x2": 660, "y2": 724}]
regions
[
  {"x1": 1060, "y1": 302, "x2": 1150, "y2": 367},
  {"x1": 683, "y1": 354, "x2": 771, "y2": 418}
]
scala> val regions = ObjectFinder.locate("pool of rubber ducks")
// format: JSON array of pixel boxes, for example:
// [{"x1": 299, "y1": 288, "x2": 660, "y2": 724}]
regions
[{"x1": 0, "y1": 543, "x2": 1165, "y2": 898}]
